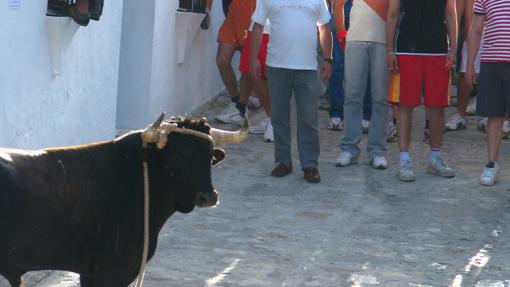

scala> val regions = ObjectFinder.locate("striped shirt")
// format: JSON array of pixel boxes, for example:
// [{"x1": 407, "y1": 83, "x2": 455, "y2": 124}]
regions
[{"x1": 474, "y1": 0, "x2": 510, "y2": 62}]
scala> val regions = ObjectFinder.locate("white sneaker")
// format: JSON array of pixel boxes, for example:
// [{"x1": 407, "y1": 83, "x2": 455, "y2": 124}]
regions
[
  {"x1": 263, "y1": 121, "x2": 274, "y2": 142},
  {"x1": 216, "y1": 112, "x2": 244, "y2": 125},
  {"x1": 387, "y1": 121, "x2": 397, "y2": 142},
  {"x1": 479, "y1": 163, "x2": 498, "y2": 186},
  {"x1": 503, "y1": 120, "x2": 510, "y2": 139},
  {"x1": 215, "y1": 102, "x2": 239, "y2": 123},
  {"x1": 466, "y1": 97, "x2": 477, "y2": 115},
  {"x1": 427, "y1": 156, "x2": 455, "y2": 178},
  {"x1": 445, "y1": 113, "x2": 467, "y2": 131},
  {"x1": 398, "y1": 160, "x2": 415, "y2": 182},
  {"x1": 477, "y1": 117, "x2": 488, "y2": 133},
  {"x1": 335, "y1": 152, "x2": 358, "y2": 167},
  {"x1": 362, "y1": 120, "x2": 370, "y2": 134},
  {"x1": 247, "y1": 96, "x2": 262, "y2": 110},
  {"x1": 328, "y1": 117, "x2": 343, "y2": 131},
  {"x1": 249, "y1": 117, "x2": 270, "y2": 134},
  {"x1": 369, "y1": 156, "x2": 388, "y2": 169}
]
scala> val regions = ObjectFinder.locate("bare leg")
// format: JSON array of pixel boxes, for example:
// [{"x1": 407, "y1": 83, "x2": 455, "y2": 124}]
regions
[
  {"x1": 239, "y1": 73, "x2": 252, "y2": 105},
  {"x1": 428, "y1": 106, "x2": 445, "y2": 149},
  {"x1": 397, "y1": 105, "x2": 414, "y2": 152},
  {"x1": 486, "y1": 117, "x2": 504, "y2": 162},
  {"x1": 456, "y1": 73, "x2": 472, "y2": 116},
  {"x1": 254, "y1": 77, "x2": 270, "y2": 116},
  {"x1": 216, "y1": 43, "x2": 239, "y2": 100}
]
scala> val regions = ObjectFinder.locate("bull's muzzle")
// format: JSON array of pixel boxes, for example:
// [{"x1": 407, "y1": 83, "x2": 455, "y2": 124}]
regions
[{"x1": 195, "y1": 190, "x2": 219, "y2": 208}]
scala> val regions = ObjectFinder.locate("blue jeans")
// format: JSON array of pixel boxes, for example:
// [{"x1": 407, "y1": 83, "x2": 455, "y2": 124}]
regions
[
  {"x1": 328, "y1": 18, "x2": 372, "y2": 120},
  {"x1": 341, "y1": 41, "x2": 390, "y2": 158},
  {"x1": 267, "y1": 67, "x2": 320, "y2": 170}
]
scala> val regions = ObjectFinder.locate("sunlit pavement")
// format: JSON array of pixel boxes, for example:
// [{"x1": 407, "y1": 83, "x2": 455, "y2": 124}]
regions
[{"x1": 1, "y1": 94, "x2": 509, "y2": 287}]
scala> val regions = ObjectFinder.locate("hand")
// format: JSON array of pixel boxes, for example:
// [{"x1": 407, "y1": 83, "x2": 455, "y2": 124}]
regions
[
  {"x1": 387, "y1": 53, "x2": 398, "y2": 73},
  {"x1": 320, "y1": 61, "x2": 332, "y2": 82},
  {"x1": 200, "y1": 13, "x2": 210, "y2": 30},
  {"x1": 445, "y1": 50, "x2": 456, "y2": 69},
  {"x1": 465, "y1": 67, "x2": 476, "y2": 88},
  {"x1": 336, "y1": 31, "x2": 347, "y2": 51},
  {"x1": 249, "y1": 58, "x2": 261, "y2": 80}
]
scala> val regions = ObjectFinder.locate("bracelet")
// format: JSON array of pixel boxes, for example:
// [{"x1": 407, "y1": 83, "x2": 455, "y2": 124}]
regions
[
  {"x1": 323, "y1": 58, "x2": 333, "y2": 64},
  {"x1": 387, "y1": 51, "x2": 396, "y2": 55}
]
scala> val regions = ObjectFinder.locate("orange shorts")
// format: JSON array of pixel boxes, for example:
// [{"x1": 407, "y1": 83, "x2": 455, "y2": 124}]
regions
[
  {"x1": 239, "y1": 32, "x2": 269, "y2": 77},
  {"x1": 217, "y1": 0, "x2": 256, "y2": 48},
  {"x1": 388, "y1": 55, "x2": 452, "y2": 107}
]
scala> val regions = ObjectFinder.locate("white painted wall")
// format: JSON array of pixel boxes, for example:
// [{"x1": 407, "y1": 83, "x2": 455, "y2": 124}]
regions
[
  {"x1": 117, "y1": 0, "x2": 227, "y2": 130},
  {"x1": 0, "y1": 1, "x2": 123, "y2": 149}
]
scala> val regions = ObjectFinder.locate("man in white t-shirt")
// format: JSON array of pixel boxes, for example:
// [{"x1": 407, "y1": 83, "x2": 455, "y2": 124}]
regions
[{"x1": 249, "y1": 0, "x2": 332, "y2": 183}]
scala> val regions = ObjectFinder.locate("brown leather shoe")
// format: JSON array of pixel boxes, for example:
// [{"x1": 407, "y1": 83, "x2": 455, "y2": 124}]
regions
[
  {"x1": 271, "y1": 163, "x2": 292, "y2": 177},
  {"x1": 303, "y1": 168, "x2": 321, "y2": 183}
]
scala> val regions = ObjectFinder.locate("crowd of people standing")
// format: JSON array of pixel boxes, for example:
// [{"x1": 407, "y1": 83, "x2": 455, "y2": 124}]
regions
[{"x1": 209, "y1": 0, "x2": 510, "y2": 186}]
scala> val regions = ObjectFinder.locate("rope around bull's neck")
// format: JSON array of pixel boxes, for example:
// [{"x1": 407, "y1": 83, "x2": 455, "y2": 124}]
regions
[{"x1": 135, "y1": 142, "x2": 150, "y2": 287}]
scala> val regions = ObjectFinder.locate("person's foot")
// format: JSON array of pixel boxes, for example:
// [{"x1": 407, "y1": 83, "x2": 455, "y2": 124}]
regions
[
  {"x1": 398, "y1": 160, "x2": 415, "y2": 182},
  {"x1": 387, "y1": 121, "x2": 397, "y2": 142},
  {"x1": 216, "y1": 113, "x2": 244, "y2": 125},
  {"x1": 263, "y1": 121, "x2": 274, "y2": 142},
  {"x1": 369, "y1": 156, "x2": 388, "y2": 170},
  {"x1": 445, "y1": 113, "x2": 467, "y2": 131},
  {"x1": 502, "y1": 120, "x2": 510, "y2": 139},
  {"x1": 479, "y1": 163, "x2": 498, "y2": 186},
  {"x1": 427, "y1": 156, "x2": 455, "y2": 178},
  {"x1": 215, "y1": 103, "x2": 243, "y2": 125},
  {"x1": 335, "y1": 152, "x2": 358, "y2": 167},
  {"x1": 328, "y1": 117, "x2": 343, "y2": 131},
  {"x1": 247, "y1": 96, "x2": 262, "y2": 110},
  {"x1": 362, "y1": 120, "x2": 370, "y2": 134},
  {"x1": 303, "y1": 168, "x2": 321, "y2": 183},
  {"x1": 466, "y1": 97, "x2": 477, "y2": 115},
  {"x1": 271, "y1": 163, "x2": 292, "y2": 177},
  {"x1": 477, "y1": 117, "x2": 488, "y2": 133},
  {"x1": 249, "y1": 117, "x2": 270, "y2": 134}
]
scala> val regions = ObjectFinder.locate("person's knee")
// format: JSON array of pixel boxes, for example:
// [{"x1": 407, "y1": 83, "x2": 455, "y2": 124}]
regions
[{"x1": 216, "y1": 45, "x2": 235, "y2": 68}]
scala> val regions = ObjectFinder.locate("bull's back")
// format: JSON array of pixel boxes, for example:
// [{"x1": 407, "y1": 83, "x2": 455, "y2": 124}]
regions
[{"x1": 0, "y1": 150, "x2": 114, "y2": 272}]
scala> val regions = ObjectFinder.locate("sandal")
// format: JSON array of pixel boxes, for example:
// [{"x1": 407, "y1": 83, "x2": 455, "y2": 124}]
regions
[{"x1": 303, "y1": 168, "x2": 321, "y2": 183}]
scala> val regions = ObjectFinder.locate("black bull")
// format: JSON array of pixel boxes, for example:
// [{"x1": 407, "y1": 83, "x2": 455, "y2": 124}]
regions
[{"x1": 0, "y1": 116, "x2": 245, "y2": 287}]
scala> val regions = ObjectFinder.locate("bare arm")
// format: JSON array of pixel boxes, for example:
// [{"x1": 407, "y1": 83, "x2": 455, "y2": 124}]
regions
[
  {"x1": 318, "y1": 23, "x2": 333, "y2": 81},
  {"x1": 319, "y1": 23, "x2": 333, "y2": 60},
  {"x1": 445, "y1": 0, "x2": 458, "y2": 67},
  {"x1": 386, "y1": 0, "x2": 400, "y2": 71},
  {"x1": 463, "y1": 0, "x2": 475, "y2": 40},
  {"x1": 456, "y1": 0, "x2": 466, "y2": 27},
  {"x1": 332, "y1": 0, "x2": 347, "y2": 33},
  {"x1": 249, "y1": 23, "x2": 265, "y2": 79},
  {"x1": 465, "y1": 14, "x2": 485, "y2": 86}
]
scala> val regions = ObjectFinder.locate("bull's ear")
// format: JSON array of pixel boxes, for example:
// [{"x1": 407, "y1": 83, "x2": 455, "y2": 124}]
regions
[{"x1": 212, "y1": 148, "x2": 225, "y2": 166}]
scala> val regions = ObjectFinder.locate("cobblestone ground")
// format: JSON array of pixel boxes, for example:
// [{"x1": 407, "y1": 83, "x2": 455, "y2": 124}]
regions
[{"x1": 1, "y1": 94, "x2": 509, "y2": 287}]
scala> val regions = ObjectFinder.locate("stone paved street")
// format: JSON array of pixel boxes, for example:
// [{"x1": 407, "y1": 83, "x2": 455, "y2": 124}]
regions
[{"x1": 1, "y1": 95, "x2": 509, "y2": 287}]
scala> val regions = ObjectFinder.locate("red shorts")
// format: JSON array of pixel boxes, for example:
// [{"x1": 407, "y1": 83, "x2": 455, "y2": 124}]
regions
[
  {"x1": 388, "y1": 55, "x2": 452, "y2": 107},
  {"x1": 239, "y1": 32, "x2": 269, "y2": 77}
]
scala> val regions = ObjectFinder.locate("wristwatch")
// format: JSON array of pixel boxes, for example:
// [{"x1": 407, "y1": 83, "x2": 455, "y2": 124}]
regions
[{"x1": 323, "y1": 58, "x2": 333, "y2": 64}]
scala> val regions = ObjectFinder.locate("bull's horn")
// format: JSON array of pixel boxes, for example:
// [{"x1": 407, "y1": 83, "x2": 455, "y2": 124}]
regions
[
  {"x1": 152, "y1": 112, "x2": 166, "y2": 128},
  {"x1": 210, "y1": 115, "x2": 249, "y2": 145}
]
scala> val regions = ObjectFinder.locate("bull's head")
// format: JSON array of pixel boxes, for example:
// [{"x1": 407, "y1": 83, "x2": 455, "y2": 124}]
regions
[{"x1": 141, "y1": 113, "x2": 248, "y2": 212}]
